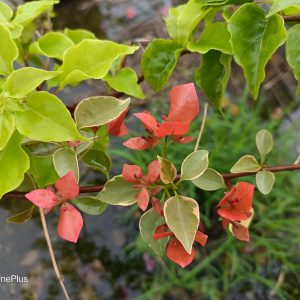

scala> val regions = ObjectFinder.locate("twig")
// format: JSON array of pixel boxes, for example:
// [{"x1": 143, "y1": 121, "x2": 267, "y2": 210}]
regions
[
  {"x1": 283, "y1": 14, "x2": 300, "y2": 23},
  {"x1": 39, "y1": 208, "x2": 71, "y2": 300},
  {"x1": 194, "y1": 103, "x2": 208, "y2": 152}
]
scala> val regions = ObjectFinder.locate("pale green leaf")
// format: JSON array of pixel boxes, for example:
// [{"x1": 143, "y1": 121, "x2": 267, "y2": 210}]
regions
[
  {"x1": 6, "y1": 67, "x2": 61, "y2": 98},
  {"x1": 181, "y1": 150, "x2": 209, "y2": 181},
  {"x1": 157, "y1": 156, "x2": 177, "y2": 184},
  {"x1": 75, "y1": 96, "x2": 130, "y2": 129},
  {"x1": 13, "y1": 0, "x2": 59, "y2": 25},
  {"x1": 286, "y1": 25, "x2": 300, "y2": 94},
  {"x1": 0, "y1": 2, "x2": 13, "y2": 22},
  {"x1": 267, "y1": 0, "x2": 300, "y2": 17},
  {"x1": 64, "y1": 28, "x2": 95, "y2": 44},
  {"x1": 0, "y1": 24, "x2": 18, "y2": 75},
  {"x1": 104, "y1": 67, "x2": 145, "y2": 99},
  {"x1": 141, "y1": 39, "x2": 183, "y2": 92},
  {"x1": 195, "y1": 50, "x2": 231, "y2": 111},
  {"x1": 82, "y1": 148, "x2": 111, "y2": 176},
  {"x1": 53, "y1": 148, "x2": 79, "y2": 182},
  {"x1": 0, "y1": 132, "x2": 30, "y2": 199},
  {"x1": 15, "y1": 91, "x2": 84, "y2": 142},
  {"x1": 256, "y1": 129, "x2": 273, "y2": 158},
  {"x1": 199, "y1": 0, "x2": 253, "y2": 7},
  {"x1": 96, "y1": 175, "x2": 138, "y2": 206},
  {"x1": 228, "y1": 4, "x2": 287, "y2": 99},
  {"x1": 72, "y1": 197, "x2": 107, "y2": 215},
  {"x1": 230, "y1": 155, "x2": 261, "y2": 173},
  {"x1": 139, "y1": 208, "x2": 168, "y2": 256},
  {"x1": 256, "y1": 171, "x2": 275, "y2": 195},
  {"x1": 192, "y1": 168, "x2": 225, "y2": 191},
  {"x1": 164, "y1": 195, "x2": 200, "y2": 254},
  {"x1": 187, "y1": 22, "x2": 232, "y2": 55},
  {"x1": 58, "y1": 40, "x2": 139, "y2": 88},
  {"x1": 0, "y1": 112, "x2": 15, "y2": 151}
]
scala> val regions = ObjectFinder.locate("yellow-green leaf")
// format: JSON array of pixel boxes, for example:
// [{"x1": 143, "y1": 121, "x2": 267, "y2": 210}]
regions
[
  {"x1": 158, "y1": 156, "x2": 177, "y2": 184},
  {"x1": 256, "y1": 171, "x2": 275, "y2": 195},
  {"x1": 230, "y1": 155, "x2": 261, "y2": 173},
  {"x1": 192, "y1": 168, "x2": 225, "y2": 191},
  {"x1": 256, "y1": 129, "x2": 273, "y2": 159},
  {"x1": 267, "y1": 0, "x2": 300, "y2": 17},
  {"x1": 0, "y1": 112, "x2": 15, "y2": 151}
]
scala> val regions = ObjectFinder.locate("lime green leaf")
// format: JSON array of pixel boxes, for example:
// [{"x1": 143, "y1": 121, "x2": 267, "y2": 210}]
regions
[
  {"x1": 158, "y1": 156, "x2": 177, "y2": 184},
  {"x1": 36, "y1": 32, "x2": 74, "y2": 59},
  {"x1": 53, "y1": 148, "x2": 79, "y2": 182},
  {"x1": 0, "y1": 2, "x2": 13, "y2": 22},
  {"x1": 267, "y1": 0, "x2": 300, "y2": 17},
  {"x1": 75, "y1": 96, "x2": 130, "y2": 129},
  {"x1": 165, "y1": 0, "x2": 209, "y2": 46},
  {"x1": 256, "y1": 171, "x2": 275, "y2": 195},
  {"x1": 15, "y1": 91, "x2": 84, "y2": 142},
  {"x1": 256, "y1": 129, "x2": 273, "y2": 159},
  {"x1": 164, "y1": 195, "x2": 199, "y2": 254},
  {"x1": 64, "y1": 28, "x2": 95, "y2": 44},
  {"x1": 6, "y1": 67, "x2": 60, "y2": 98},
  {"x1": 104, "y1": 67, "x2": 145, "y2": 99},
  {"x1": 0, "y1": 112, "x2": 15, "y2": 151},
  {"x1": 187, "y1": 22, "x2": 232, "y2": 55},
  {"x1": 139, "y1": 208, "x2": 168, "y2": 256},
  {"x1": 29, "y1": 154, "x2": 59, "y2": 188},
  {"x1": 199, "y1": 0, "x2": 253, "y2": 7},
  {"x1": 195, "y1": 50, "x2": 231, "y2": 110},
  {"x1": 192, "y1": 168, "x2": 225, "y2": 191},
  {"x1": 286, "y1": 25, "x2": 300, "y2": 94},
  {"x1": 96, "y1": 175, "x2": 138, "y2": 206},
  {"x1": 141, "y1": 39, "x2": 183, "y2": 92},
  {"x1": 7, "y1": 206, "x2": 35, "y2": 223},
  {"x1": 0, "y1": 25, "x2": 18, "y2": 76},
  {"x1": 230, "y1": 155, "x2": 261, "y2": 173},
  {"x1": 72, "y1": 197, "x2": 107, "y2": 215},
  {"x1": 0, "y1": 132, "x2": 30, "y2": 199},
  {"x1": 13, "y1": 0, "x2": 59, "y2": 25},
  {"x1": 82, "y1": 149, "x2": 111, "y2": 176},
  {"x1": 58, "y1": 40, "x2": 139, "y2": 88},
  {"x1": 181, "y1": 150, "x2": 209, "y2": 181},
  {"x1": 228, "y1": 4, "x2": 287, "y2": 99}
]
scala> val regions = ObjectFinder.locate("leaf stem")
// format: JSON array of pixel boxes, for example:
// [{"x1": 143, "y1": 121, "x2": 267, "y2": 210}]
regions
[
  {"x1": 39, "y1": 208, "x2": 71, "y2": 300},
  {"x1": 194, "y1": 103, "x2": 208, "y2": 152}
]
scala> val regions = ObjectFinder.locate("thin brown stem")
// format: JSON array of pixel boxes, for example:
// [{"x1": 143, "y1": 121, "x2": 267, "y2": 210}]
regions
[
  {"x1": 283, "y1": 14, "x2": 300, "y2": 23},
  {"x1": 194, "y1": 103, "x2": 208, "y2": 152},
  {"x1": 39, "y1": 208, "x2": 71, "y2": 300}
]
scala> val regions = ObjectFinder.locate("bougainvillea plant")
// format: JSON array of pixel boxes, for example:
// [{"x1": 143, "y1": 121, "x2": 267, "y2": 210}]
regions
[{"x1": 1, "y1": 0, "x2": 300, "y2": 298}]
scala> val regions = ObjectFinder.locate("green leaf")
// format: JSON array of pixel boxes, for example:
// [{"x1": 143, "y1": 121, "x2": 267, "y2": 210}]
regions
[
  {"x1": 199, "y1": 0, "x2": 253, "y2": 7},
  {"x1": 104, "y1": 67, "x2": 145, "y2": 99},
  {"x1": 165, "y1": 0, "x2": 210, "y2": 46},
  {"x1": 16, "y1": 173, "x2": 35, "y2": 192},
  {"x1": 164, "y1": 195, "x2": 200, "y2": 254},
  {"x1": 0, "y1": 112, "x2": 15, "y2": 151},
  {"x1": 286, "y1": 25, "x2": 300, "y2": 94},
  {"x1": 180, "y1": 150, "x2": 209, "y2": 181},
  {"x1": 0, "y1": 2, "x2": 13, "y2": 22},
  {"x1": 228, "y1": 4, "x2": 287, "y2": 99},
  {"x1": 0, "y1": 24, "x2": 18, "y2": 76},
  {"x1": 82, "y1": 148, "x2": 111, "y2": 176},
  {"x1": 58, "y1": 40, "x2": 139, "y2": 88},
  {"x1": 157, "y1": 156, "x2": 177, "y2": 184},
  {"x1": 230, "y1": 155, "x2": 261, "y2": 173},
  {"x1": 15, "y1": 91, "x2": 84, "y2": 142},
  {"x1": 72, "y1": 197, "x2": 107, "y2": 215},
  {"x1": 7, "y1": 206, "x2": 35, "y2": 223},
  {"x1": 13, "y1": 0, "x2": 59, "y2": 25},
  {"x1": 256, "y1": 170, "x2": 275, "y2": 195},
  {"x1": 29, "y1": 154, "x2": 59, "y2": 188},
  {"x1": 75, "y1": 96, "x2": 130, "y2": 129},
  {"x1": 53, "y1": 148, "x2": 79, "y2": 182},
  {"x1": 195, "y1": 50, "x2": 231, "y2": 110},
  {"x1": 139, "y1": 208, "x2": 168, "y2": 256},
  {"x1": 96, "y1": 175, "x2": 138, "y2": 206},
  {"x1": 6, "y1": 67, "x2": 60, "y2": 98},
  {"x1": 187, "y1": 22, "x2": 232, "y2": 55},
  {"x1": 256, "y1": 129, "x2": 273, "y2": 159},
  {"x1": 141, "y1": 39, "x2": 183, "y2": 92},
  {"x1": 35, "y1": 32, "x2": 74, "y2": 60},
  {"x1": 64, "y1": 28, "x2": 95, "y2": 44},
  {"x1": 192, "y1": 168, "x2": 225, "y2": 191},
  {"x1": 267, "y1": 0, "x2": 300, "y2": 17},
  {"x1": 0, "y1": 132, "x2": 30, "y2": 199}
]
